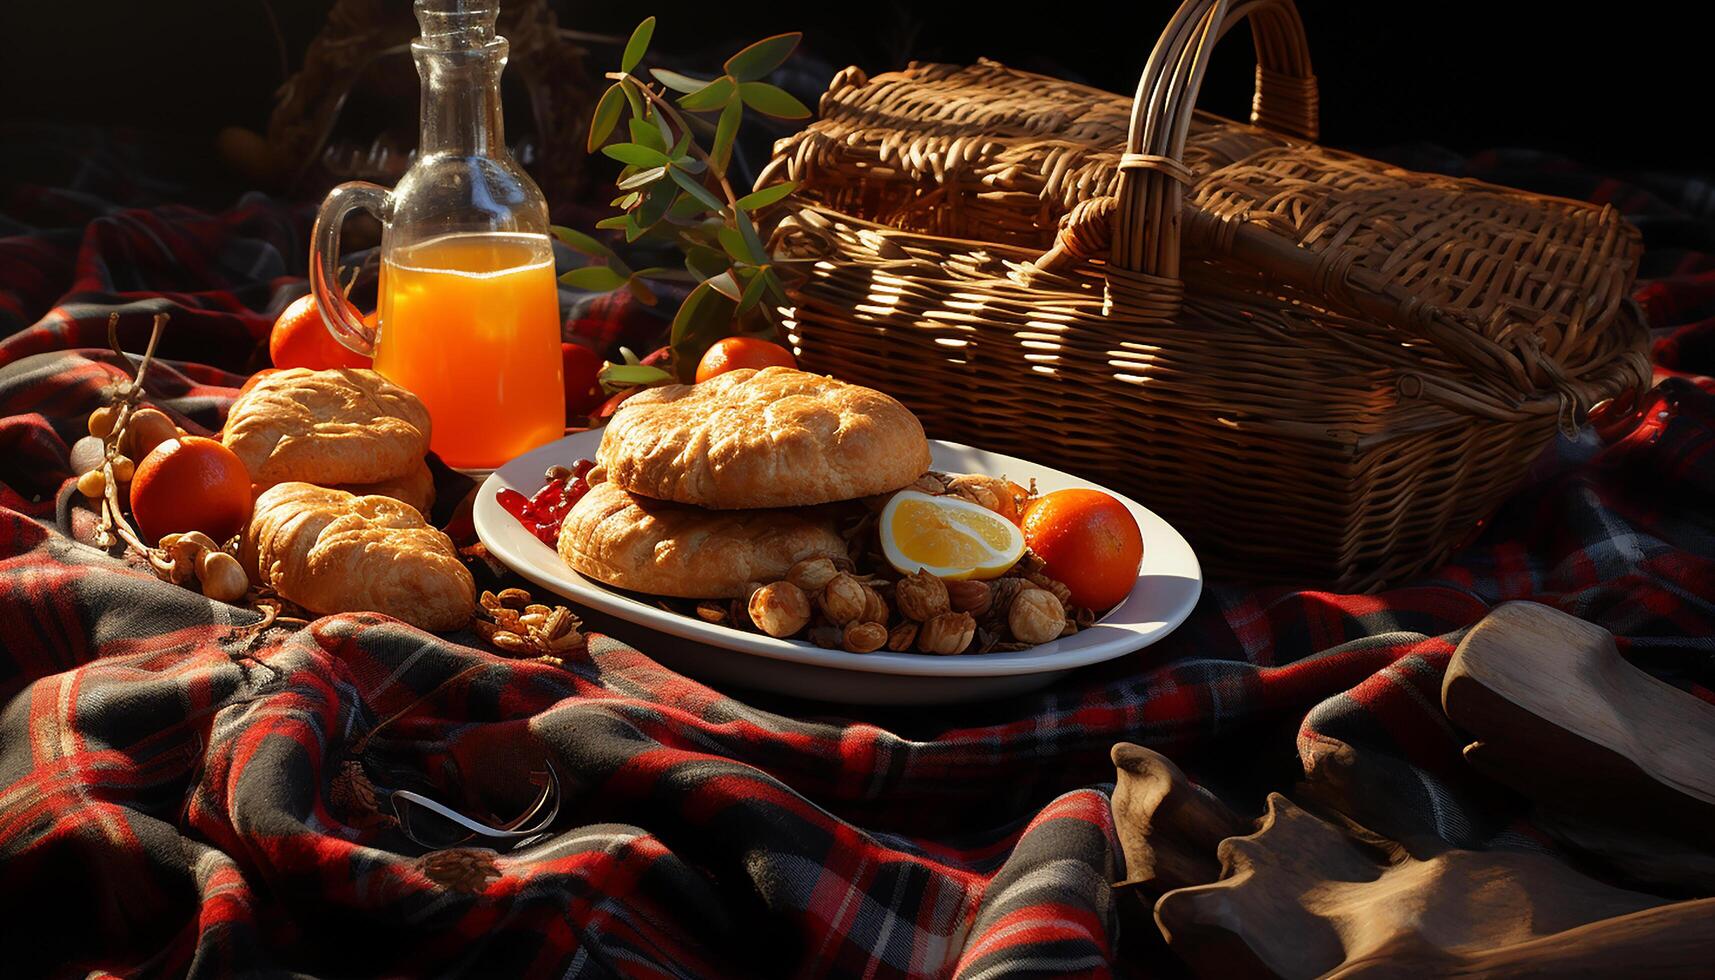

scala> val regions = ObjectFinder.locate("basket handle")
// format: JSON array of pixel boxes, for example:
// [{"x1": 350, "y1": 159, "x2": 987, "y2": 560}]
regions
[{"x1": 1044, "y1": 0, "x2": 1317, "y2": 321}]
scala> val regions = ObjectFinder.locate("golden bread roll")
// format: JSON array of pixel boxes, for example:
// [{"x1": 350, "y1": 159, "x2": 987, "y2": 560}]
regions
[
  {"x1": 223, "y1": 368, "x2": 431, "y2": 487},
  {"x1": 557, "y1": 480, "x2": 848, "y2": 598},
  {"x1": 242, "y1": 482, "x2": 473, "y2": 630},
  {"x1": 335, "y1": 458, "x2": 436, "y2": 517},
  {"x1": 596, "y1": 366, "x2": 931, "y2": 509}
]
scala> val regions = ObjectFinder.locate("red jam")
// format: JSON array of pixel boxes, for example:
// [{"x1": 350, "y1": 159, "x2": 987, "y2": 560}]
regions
[{"x1": 498, "y1": 458, "x2": 595, "y2": 545}]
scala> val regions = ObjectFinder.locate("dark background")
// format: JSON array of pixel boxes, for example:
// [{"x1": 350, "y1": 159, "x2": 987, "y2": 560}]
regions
[{"x1": 0, "y1": 1, "x2": 1703, "y2": 179}]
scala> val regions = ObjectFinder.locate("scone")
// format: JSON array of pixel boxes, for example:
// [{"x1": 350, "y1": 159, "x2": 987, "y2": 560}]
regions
[
  {"x1": 558, "y1": 480, "x2": 848, "y2": 598},
  {"x1": 336, "y1": 458, "x2": 435, "y2": 517},
  {"x1": 243, "y1": 482, "x2": 473, "y2": 631},
  {"x1": 597, "y1": 366, "x2": 931, "y2": 509},
  {"x1": 223, "y1": 368, "x2": 432, "y2": 487}
]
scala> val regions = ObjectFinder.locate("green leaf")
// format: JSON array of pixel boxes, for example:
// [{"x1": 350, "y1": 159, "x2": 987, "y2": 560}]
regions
[
  {"x1": 651, "y1": 68, "x2": 708, "y2": 94},
  {"x1": 734, "y1": 181, "x2": 796, "y2": 212},
  {"x1": 678, "y1": 76, "x2": 737, "y2": 112},
  {"x1": 666, "y1": 192, "x2": 706, "y2": 223},
  {"x1": 617, "y1": 165, "x2": 667, "y2": 191},
  {"x1": 670, "y1": 280, "x2": 739, "y2": 381},
  {"x1": 635, "y1": 266, "x2": 696, "y2": 282},
  {"x1": 674, "y1": 156, "x2": 707, "y2": 175},
  {"x1": 620, "y1": 16, "x2": 654, "y2": 74},
  {"x1": 602, "y1": 142, "x2": 671, "y2": 168},
  {"x1": 669, "y1": 166, "x2": 726, "y2": 212},
  {"x1": 724, "y1": 33, "x2": 801, "y2": 83},
  {"x1": 550, "y1": 225, "x2": 615, "y2": 259},
  {"x1": 624, "y1": 212, "x2": 646, "y2": 243},
  {"x1": 762, "y1": 266, "x2": 788, "y2": 305},
  {"x1": 705, "y1": 269, "x2": 744, "y2": 302},
  {"x1": 736, "y1": 209, "x2": 768, "y2": 261},
  {"x1": 560, "y1": 265, "x2": 628, "y2": 291},
  {"x1": 738, "y1": 81, "x2": 811, "y2": 119},
  {"x1": 594, "y1": 215, "x2": 630, "y2": 231},
  {"x1": 627, "y1": 278, "x2": 658, "y2": 305},
  {"x1": 717, "y1": 224, "x2": 753, "y2": 264},
  {"x1": 711, "y1": 99, "x2": 742, "y2": 174},
  {"x1": 601, "y1": 363, "x2": 672, "y2": 386},
  {"x1": 629, "y1": 117, "x2": 664, "y2": 152},
  {"x1": 653, "y1": 108, "x2": 676, "y2": 150},
  {"x1": 684, "y1": 244, "x2": 728, "y2": 281},
  {"x1": 720, "y1": 224, "x2": 754, "y2": 264},
  {"x1": 587, "y1": 84, "x2": 625, "y2": 151},
  {"x1": 637, "y1": 181, "x2": 674, "y2": 229},
  {"x1": 619, "y1": 77, "x2": 646, "y2": 118},
  {"x1": 738, "y1": 268, "x2": 770, "y2": 312}
]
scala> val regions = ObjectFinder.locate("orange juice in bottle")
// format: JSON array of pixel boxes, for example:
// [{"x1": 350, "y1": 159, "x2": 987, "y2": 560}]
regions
[
  {"x1": 375, "y1": 233, "x2": 564, "y2": 468},
  {"x1": 309, "y1": 0, "x2": 566, "y2": 470}
]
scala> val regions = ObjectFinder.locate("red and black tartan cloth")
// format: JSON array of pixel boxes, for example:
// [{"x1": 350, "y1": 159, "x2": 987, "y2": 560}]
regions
[{"x1": 2, "y1": 129, "x2": 1714, "y2": 978}]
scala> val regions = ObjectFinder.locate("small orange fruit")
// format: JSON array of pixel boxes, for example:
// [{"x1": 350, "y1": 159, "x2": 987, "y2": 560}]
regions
[
  {"x1": 129, "y1": 436, "x2": 254, "y2": 544},
  {"x1": 269, "y1": 293, "x2": 371, "y2": 371},
  {"x1": 238, "y1": 368, "x2": 282, "y2": 394},
  {"x1": 695, "y1": 336, "x2": 796, "y2": 382},
  {"x1": 1021, "y1": 488, "x2": 1144, "y2": 610}
]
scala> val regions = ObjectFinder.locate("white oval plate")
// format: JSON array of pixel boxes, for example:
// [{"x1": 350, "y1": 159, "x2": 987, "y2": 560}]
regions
[{"x1": 473, "y1": 432, "x2": 1202, "y2": 705}]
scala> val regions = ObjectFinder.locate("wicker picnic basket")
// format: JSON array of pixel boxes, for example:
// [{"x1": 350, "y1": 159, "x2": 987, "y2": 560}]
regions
[{"x1": 758, "y1": 0, "x2": 1651, "y2": 590}]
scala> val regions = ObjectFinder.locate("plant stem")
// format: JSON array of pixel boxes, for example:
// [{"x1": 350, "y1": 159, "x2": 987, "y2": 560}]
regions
[{"x1": 605, "y1": 71, "x2": 739, "y2": 206}]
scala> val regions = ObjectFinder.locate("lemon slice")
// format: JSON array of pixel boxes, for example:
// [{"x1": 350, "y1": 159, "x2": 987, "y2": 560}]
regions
[{"x1": 879, "y1": 490, "x2": 1026, "y2": 580}]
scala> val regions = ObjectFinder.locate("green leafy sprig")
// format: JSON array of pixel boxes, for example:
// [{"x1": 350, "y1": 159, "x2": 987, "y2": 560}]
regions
[{"x1": 554, "y1": 17, "x2": 808, "y2": 384}]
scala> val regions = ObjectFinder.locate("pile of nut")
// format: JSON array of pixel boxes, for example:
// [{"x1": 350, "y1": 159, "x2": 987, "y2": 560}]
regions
[
  {"x1": 698, "y1": 556, "x2": 1081, "y2": 655},
  {"x1": 476, "y1": 588, "x2": 586, "y2": 659}
]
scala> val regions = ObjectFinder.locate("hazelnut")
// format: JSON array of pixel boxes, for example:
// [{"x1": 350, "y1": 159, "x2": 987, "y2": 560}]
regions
[
  {"x1": 197, "y1": 550, "x2": 249, "y2": 603},
  {"x1": 123, "y1": 407, "x2": 179, "y2": 461},
  {"x1": 946, "y1": 579, "x2": 992, "y2": 616},
  {"x1": 894, "y1": 569, "x2": 949, "y2": 622},
  {"x1": 748, "y1": 581, "x2": 811, "y2": 638},
  {"x1": 162, "y1": 530, "x2": 220, "y2": 563},
  {"x1": 1025, "y1": 571, "x2": 1074, "y2": 608},
  {"x1": 807, "y1": 626, "x2": 843, "y2": 649},
  {"x1": 946, "y1": 474, "x2": 1021, "y2": 522},
  {"x1": 786, "y1": 557, "x2": 840, "y2": 594},
  {"x1": 817, "y1": 572, "x2": 868, "y2": 625},
  {"x1": 886, "y1": 621, "x2": 917, "y2": 652},
  {"x1": 984, "y1": 578, "x2": 1030, "y2": 625},
  {"x1": 1008, "y1": 588, "x2": 1066, "y2": 645},
  {"x1": 860, "y1": 585, "x2": 888, "y2": 624},
  {"x1": 918, "y1": 612, "x2": 976, "y2": 655},
  {"x1": 842, "y1": 621, "x2": 888, "y2": 653}
]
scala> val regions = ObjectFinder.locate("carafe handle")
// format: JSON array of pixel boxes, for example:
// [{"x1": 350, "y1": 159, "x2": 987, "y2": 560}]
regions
[{"x1": 309, "y1": 181, "x2": 392, "y2": 356}]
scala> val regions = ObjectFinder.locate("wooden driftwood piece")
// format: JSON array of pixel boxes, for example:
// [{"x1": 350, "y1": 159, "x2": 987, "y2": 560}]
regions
[
  {"x1": 1111, "y1": 743, "x2": 1248, "y2": 895},
  {"x1": 1442, "y1": 601, "x2": 1715, "y2": 846},
  {"x1": 1152, "y1": 794, "x2": 1703, "y2": 979}
]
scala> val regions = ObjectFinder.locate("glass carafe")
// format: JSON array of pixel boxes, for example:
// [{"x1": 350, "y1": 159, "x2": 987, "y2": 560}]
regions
[{"x1": 310, "y1": 0, "x2": 564, "y2": 471}]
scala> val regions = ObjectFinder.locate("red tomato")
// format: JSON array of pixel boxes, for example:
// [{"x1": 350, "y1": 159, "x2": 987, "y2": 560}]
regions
[{"x1": 562, "y1": 343, "x2": 606, "y2": 417}]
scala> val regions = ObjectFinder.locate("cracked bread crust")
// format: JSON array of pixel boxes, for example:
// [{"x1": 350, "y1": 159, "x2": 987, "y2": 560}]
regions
[{"x1": 595, "y1": 367, "x2": 931, "y2": 509}]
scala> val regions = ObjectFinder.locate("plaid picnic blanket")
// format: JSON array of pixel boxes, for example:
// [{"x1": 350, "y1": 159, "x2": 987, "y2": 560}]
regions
[{"x1": 2, "y1": 128, "x2": 1713, "y2": 978}]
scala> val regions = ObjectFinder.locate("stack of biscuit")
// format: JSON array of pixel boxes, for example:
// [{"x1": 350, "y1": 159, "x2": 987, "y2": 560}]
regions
[
  {"x1": 223, "y1": 367, "x2": 437, "y2": 515},
  {"x1": 558, "y1": 366, "x2": 933, "y2": 599},
  {"x1": 223, "y1": 367, "x2": 474, "y2": 631}
]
